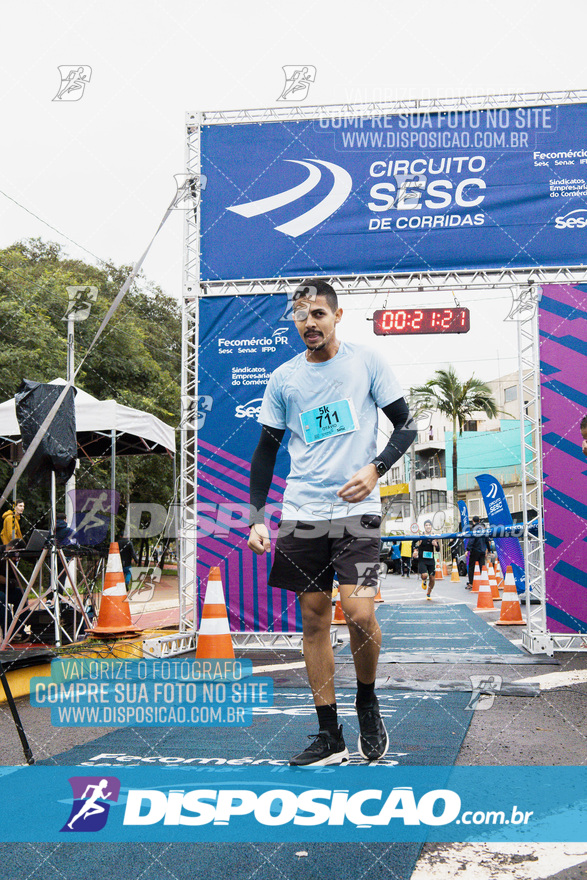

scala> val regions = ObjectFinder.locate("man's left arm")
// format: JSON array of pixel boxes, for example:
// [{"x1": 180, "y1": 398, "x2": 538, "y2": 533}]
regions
[{"x1": 338, "y1": 397, "x2": 417, "y2": 502}]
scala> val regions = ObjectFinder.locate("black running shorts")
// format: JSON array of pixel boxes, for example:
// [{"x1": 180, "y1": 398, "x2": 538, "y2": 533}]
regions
[
  {"x1": 418, "y1": 559, "x2": 436, "y2": 576},
  {"x1": 268, "y1": 514, "x2": 381, "y2": 595}
]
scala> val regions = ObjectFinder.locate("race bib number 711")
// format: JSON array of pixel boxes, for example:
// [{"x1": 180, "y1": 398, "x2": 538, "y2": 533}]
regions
[{"x1": 299, "y1": 399, "x2": 359, "y2": 445}]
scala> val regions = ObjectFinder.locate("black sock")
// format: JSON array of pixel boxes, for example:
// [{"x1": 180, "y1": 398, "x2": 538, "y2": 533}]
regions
[
  {"x1": 316, "y1": 703, "x2": 339, "y2": 735},
  {"x1": 356, "y1": 679, "x2": 376, "y2": 708}
]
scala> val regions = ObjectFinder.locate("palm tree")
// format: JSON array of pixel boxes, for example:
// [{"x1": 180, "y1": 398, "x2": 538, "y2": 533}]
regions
[{"x1": 411, "y1": 367, "x2": 499, "y2": 522}]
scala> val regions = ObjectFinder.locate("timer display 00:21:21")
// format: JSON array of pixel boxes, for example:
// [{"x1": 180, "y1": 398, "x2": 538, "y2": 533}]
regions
[{"x1": 372, "y1": 307, "x2": 470, "y2": 335}]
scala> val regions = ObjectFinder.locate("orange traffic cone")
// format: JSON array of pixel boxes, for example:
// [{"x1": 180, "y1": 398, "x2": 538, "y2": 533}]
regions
[
  {"x1": 494, "y1": 559, "x2": 504, "y2": 591},
  {"x1": 488, "y1": 564, "x2": 501, "y2": 601},
  {"x1": 89, "y1": 543, "x2": 136, "y2": 635},
  {"x1": 471, "y1": 562, "x2": 482, "y2": 593},
  {"x1": 332, "y1": 593, "x2": 347, "y2": 625},
  {"x1": 475, "y1": 566, "x2": 495, "y2": 611},
  {"x1": 450, "y1": 560, "x2": 460, "y2": 582},
  {"x1": 374, "y1": 579, "x2": 384, "y2": 603},
  {"x1": 442, "y1": 560, "x2": 448, "y2": 577},
  {"x1": 495, "y1": 566, "x2": 525, "y2": 625},
  {"x1": 196, "y1": 567, "x2": 235, "y2": 658},
  {"x1": 435, "y1": 557, "x2": 444, "y2": 580}
]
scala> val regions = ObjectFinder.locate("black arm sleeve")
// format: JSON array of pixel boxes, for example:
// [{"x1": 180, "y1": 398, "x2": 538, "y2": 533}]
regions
[
  {"x1": 249, "y1": 425, "x2": 286, "y2": 526},
  {"x1": 371, "y1": 397, "x2": 418, "y2": 473}
]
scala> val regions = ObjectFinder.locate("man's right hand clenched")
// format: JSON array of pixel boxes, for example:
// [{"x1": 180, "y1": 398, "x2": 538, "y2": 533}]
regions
[{"x1": 248, "y1": 523, "x2": 271, "y2": 555}]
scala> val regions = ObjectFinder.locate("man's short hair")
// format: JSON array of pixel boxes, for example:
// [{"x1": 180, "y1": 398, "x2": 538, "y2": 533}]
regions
[
  {"x1": 293, "y1": 278, "x2": 338, "y2": 313},
  {"x1": 472, "y1": 515, "x2": 481, "y2": 523},
  {"x1": 580, "y1": 415, "x2": 587, "y2": 431},
  {"x1": 424, "y1": 519, "x2": 432, "y2": 526}
]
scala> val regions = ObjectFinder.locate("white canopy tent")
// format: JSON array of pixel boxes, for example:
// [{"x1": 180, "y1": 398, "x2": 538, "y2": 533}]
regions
[
  {"x1": 0, "y1": 378, "x2": 176, "y2": 542},
  {"x1": 0, "y1": 378, "x2": 175, "y2": 460}
]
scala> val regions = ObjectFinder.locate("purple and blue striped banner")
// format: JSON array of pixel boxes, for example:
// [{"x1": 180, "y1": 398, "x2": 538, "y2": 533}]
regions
[
  {"x1": 539, "y1": 284, "x2": 587, "y2": 634},
  {"x1": 197, "y1": 294, "x2": 304, "y2": 632}
]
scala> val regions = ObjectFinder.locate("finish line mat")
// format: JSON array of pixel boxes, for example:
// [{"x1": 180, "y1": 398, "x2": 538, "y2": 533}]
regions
[
  {"x1": 336, "y1": 603, "x2": 540, "y2": 663},
  {"x1": 17, "y1": 688, "x2": 473, "y2": 880},
  {"x1": 42, "y1": 687, "x2": 473, "y2": 767}
]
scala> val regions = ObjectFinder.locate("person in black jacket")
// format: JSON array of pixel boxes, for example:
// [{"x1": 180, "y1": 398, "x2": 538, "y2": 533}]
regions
[
  {"x1": 117, "y1": 535, "x2": 138, "y2": 588},
  {"x1": 466, "y1": 516, "x2": 491, "y2": 589}
]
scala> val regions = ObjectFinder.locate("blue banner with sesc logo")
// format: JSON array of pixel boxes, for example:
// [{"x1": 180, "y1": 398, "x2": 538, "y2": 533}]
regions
[
  {"x1": 476, "y1": 473, "x2": 526, "y2": 593},
  {"x1": 196, "y1": 294, "x2": 305, "y2": 632},
  {"x1": 200, "y1": 103, "x2": 587, "y2": 280}
]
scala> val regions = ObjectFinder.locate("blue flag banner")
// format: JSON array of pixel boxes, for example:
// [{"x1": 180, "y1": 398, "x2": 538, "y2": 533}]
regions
[
  {"x1": 475, "y1": 473, "x2": 526, "y2": 592},
  {"x1": 2, "y1": 765, "x2": 585, "y2": 842},
  {"x1": 458, "y1": 500, "x2": 469, "y2": 532},
  {"x1": 200, "y1": 104, "x2": 587, "y2": 281}
]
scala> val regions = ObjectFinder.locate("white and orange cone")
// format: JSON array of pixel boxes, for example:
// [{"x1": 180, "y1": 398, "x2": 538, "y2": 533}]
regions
[
  {"x1": 435, "y1": 557, "x2": 444, "y2": 580},
  {"x1": 332, "y1": 592, "x2": 347, "y2": 624},
  {"x1": 495, "y1": 566, "x2": 525, "y2": 625},
  {"x1": 450, "y1": 559, "x2": 460, "y2": 582},
  {"x1": 471, "y1": 562, "x2": 482, "y2": 594},
  {"x1": 196, "y1": 567, "x2": 235, "y2": 658},
  {"x1": 374, "y1": 579, "x2": 384, "y2": 603},
  {"x1": 90, "y1": 542, "x2": 136, "y2": 635},
  {"x1": 494, "y1": 559, "x2": 505, "y2": 592},
  {"x1": 475, "y1": 566, "x2": 495, "y2": 611},
  {"x1": 488, "y1": 564, "x2": 501, "y2": 601}
]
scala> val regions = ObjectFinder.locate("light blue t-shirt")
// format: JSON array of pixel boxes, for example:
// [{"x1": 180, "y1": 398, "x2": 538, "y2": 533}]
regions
[{"x1": 258, "y1": 341, "x2": 404, "y2": 520}]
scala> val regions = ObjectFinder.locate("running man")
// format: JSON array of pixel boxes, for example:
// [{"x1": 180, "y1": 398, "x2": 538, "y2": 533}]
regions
[
  {"x1": 248, "y1": 279, "x2": 416, "y2": 766},
  {"x1": 55, "y1": 66, "x2": 87, "y2": 100},
  {"x1": 67, "y1": 779, "x2": 112, "y2": 829},
  {"x1": 413, "y1": 519, "x2": 440, "y2": 598}
]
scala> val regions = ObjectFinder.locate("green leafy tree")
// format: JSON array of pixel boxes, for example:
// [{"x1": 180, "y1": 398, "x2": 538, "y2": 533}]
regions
[
  {"x1": 0, "y1": 239, "x2": 180, "y2": 535},
  {"x1": 411, "y1": 367, "x2": 499, "y2": 519}
]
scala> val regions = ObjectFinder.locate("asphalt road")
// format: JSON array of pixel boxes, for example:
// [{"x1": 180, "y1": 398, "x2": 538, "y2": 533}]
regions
[{"x1": 0, "y1": 569, "x2": 585, "y2": 879}]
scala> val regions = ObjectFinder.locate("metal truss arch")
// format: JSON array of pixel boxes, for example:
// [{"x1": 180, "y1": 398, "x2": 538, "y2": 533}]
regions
[{"x1": 181, "y1": 92, "x2": 587, "y2": 654}]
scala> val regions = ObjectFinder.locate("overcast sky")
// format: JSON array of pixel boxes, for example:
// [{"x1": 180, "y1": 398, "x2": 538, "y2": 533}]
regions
[{"x1": 1, "y1": 0, "x2": 585, "y2": 389}]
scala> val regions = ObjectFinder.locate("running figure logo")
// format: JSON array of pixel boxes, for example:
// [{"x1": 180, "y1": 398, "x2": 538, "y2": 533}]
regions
[
  {"x1": 466, "y1": 675, "x2": 502, "y2": 711},
  {"x1": 70, "y1": 489, "x2": 119, "y2": 546},
  {"x1": 277, "y1": 66, "x2": 316, "y2": 101},
  {"x1": 52, "y1": 66, "x2": 92, "y2": 102},
  {"x1": 63, "y1": 285, "x2": 98, "y2": 322},
  {"x1": 505, "y1": 283, "x2": 543, "y2": 321},
  {"x1": 350, "y1": 562, "x2": 381, "y2": 598},
  {"x1": 61, "y1": 776, "x2": 120, "y2": 832}
]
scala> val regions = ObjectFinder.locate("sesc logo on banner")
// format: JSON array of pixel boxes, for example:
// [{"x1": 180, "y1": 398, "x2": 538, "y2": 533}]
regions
[
  {"x1": 235, "y1": 398, "x2": 263, "y2": 420},
  {"x1": 554, "y1": 209, "x2": 587, "y2": 229}
]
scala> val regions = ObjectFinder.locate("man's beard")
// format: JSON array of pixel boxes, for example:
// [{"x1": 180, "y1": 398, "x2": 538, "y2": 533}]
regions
[{"x1": 305, "y1": 328, "x2": 334, "y2": 351}]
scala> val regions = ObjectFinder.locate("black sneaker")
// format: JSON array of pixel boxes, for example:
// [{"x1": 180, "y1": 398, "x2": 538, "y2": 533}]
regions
[
  {"x1": 289, "y1": 726, "x2": 349, "y2": 767},
  {"x1": 356, "y1": 696, "x2": 389, "y2": 761}
]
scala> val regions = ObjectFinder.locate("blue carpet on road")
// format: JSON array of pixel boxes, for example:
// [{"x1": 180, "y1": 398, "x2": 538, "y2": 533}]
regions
[
  {"x1": 0, "y1": 841, "x2": 419, "y2": 880},
  {"x1": 337, "y1": 602, "x2": 525, "y2": 658},
  {"x1": 10, "y1": 687, "x2": 473, "y2": 880},
  {"x1": 41, "y1": 687, "x2": 473, "y2": 767}
]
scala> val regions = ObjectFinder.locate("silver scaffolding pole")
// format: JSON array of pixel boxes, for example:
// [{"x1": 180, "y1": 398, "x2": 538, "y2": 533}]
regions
[
  {"x1": 517, "y1": 305, "x2": 548, "y2": 653},
  {"x1": 179, "y1": 89, "x2": 587, "y2": 650},
  {"x1": 178, "y1": 112, "x2": 202, "y2": 642}
]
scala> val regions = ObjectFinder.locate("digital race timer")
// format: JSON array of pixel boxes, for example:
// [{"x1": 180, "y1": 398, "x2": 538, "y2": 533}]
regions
[{"x1": 373, "y1": 307, "x2": 470, "y2": 336}]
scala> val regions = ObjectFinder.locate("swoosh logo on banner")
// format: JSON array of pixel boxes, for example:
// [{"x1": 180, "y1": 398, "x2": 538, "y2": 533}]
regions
[{"x1": 228, "y1": 159, "x2": 352, "y2": 237}]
